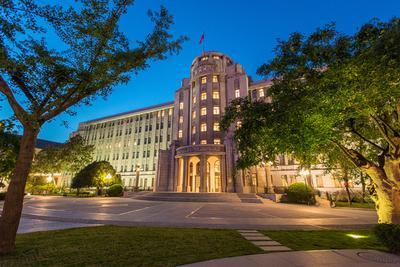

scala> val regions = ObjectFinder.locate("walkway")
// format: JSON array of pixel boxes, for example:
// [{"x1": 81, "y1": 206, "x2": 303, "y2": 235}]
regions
[{"x1": 180, "y1": 249, "x2": 400, "y2": 267}]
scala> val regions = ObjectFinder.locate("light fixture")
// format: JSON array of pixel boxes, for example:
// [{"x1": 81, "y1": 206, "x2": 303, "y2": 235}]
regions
[
  {"x1": 105, "y1": 173, "x2": 112, "y2": 180},
  {"x1": 46, "y1": 175, "x2": 53, "y2": 183},
  {"x1": 347, "y1": 234, "x2": 368, "y2": 239}
]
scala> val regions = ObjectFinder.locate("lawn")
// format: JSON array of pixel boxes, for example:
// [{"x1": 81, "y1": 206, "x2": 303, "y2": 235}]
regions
[
  {"x1": 335, "y1": 201, "x2": 375, "y2": 209},
  {"x1": 0, "y1": 226, "x2": 261, "y2": 267},
  {"x1": 261, "y1": 230, "x2": 386, "y2": 251}
]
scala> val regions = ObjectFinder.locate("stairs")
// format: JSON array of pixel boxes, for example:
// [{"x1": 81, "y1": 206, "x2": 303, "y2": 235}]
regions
[{"x1": 124, "y1": 192, "x2": 263, "y2": 203}]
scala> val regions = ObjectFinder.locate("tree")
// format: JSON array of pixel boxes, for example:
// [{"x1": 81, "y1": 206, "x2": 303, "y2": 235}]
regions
[
  {"x1": 32, "y1": 135, "x2": 94, "y2": 184},
  {"x1": 222, "y1": 18, "x2": 400, "y2": 224},
  {"x1": 71, "y1": 161, "x2": 120, "y2": 195},
  {"x1": 0, "y1": 120, "x2": 19, "y2": 187},
  {"x1": 0, "y1": 0, "x2": 186, "y2": 253}
]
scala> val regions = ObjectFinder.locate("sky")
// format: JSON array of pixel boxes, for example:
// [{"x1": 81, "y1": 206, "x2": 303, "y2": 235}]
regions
[{"x1": 1, "y1": 0, "x2": 400, "y2": 142}]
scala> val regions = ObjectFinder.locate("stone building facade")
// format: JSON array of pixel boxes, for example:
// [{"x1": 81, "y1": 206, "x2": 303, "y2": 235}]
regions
[{"x1": 75, "y1": 51, "x2": 345, "y2": 192}]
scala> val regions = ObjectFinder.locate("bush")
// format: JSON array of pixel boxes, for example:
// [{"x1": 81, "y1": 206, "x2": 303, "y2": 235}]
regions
[
  {"x1": 0, "y1": 192, "x2": 6, "y2": 200},
  {"x1": 285, "y1": 182, "x2": 315, "y2": 204},
  {"x1": 374, "y1": 224, "x2": 400, "y2": 253},
  {"x1": 107, "y1": 184, "x2": 123, "y2": 197}
]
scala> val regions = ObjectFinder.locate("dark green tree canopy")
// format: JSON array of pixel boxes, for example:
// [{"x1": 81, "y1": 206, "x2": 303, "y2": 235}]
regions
[
  {"x1": 32, "y1": 135, "x2": 94, "y2": 175},
  {"x1": 71, "y1": 161, "x2": 120, "y2": 189},
  {"x1": 0, "y1": 120, "x2": 19, "y2": 182},
  {"x1": 222, "y1": 18, "x2": 400, "y2": 223}
]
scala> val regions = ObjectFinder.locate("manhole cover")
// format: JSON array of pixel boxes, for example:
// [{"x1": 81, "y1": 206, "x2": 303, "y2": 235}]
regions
[{"x1": 357, "y1": 252, "x2": 400, "y2": 264}]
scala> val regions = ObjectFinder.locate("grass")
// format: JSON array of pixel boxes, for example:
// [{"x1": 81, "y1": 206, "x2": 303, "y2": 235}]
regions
[
  {"x1": 261, "y1": 230, "x2": 386, "y2": 251},
  {"x1": 335, "y1": 201, "x2": 375, "y2": 209},
  {"x1": 0, "y1": 226, "x2": 261, "y2": 267}
]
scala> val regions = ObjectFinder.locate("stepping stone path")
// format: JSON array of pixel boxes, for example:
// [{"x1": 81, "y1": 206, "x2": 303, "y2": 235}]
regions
[{"x1": 237, "y1": 230, "x2": 292, "y2": 252}]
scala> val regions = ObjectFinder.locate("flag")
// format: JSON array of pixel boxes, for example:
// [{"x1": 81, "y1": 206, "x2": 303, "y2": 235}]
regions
[{"x1": 199, "y1": 33, "x2": 205, "y2": 44}]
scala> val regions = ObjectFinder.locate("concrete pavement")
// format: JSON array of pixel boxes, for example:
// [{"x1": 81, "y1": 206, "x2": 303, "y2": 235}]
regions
[
  {"x1": 6, "y1": 195, "x2": 378, "y2": 232},
  {"x1": 180, "y1": 250, "x2": 400, "y2": 267}
]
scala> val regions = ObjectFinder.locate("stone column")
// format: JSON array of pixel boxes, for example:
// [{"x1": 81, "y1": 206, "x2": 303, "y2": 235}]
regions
[
  {"x1": 220, "y1": 155, "x2": 227, "y2": 192},
  {"x1": 200, "y1": 154, "x2": 207, "y2": 192},
  {"x1": 182, "y1": 157, "x2": 188, "y2": 192}
]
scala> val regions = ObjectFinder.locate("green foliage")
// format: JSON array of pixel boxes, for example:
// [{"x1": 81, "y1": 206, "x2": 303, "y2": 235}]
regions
[
  {"x1": 71, "y1": 161, "x2": 119, "y2": 189},
  {"x1": 374, "y1": 224, "x2": 400, "y2": 253},
  {"x1": 32, "y1": 135, "x2": 94, "y2": 175},
  {"x1": 107, "y1": 184, "x2": 123, "y2": 197},
  {"x1": 0, "y1": 120, "x2": 19, "y2": 182},
  {"x1": 285, "y1": 182, "x2": 315, "y2": 204}
]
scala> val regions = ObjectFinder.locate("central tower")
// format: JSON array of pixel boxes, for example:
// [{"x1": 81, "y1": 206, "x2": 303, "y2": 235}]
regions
[{"x1": 156, "y1": 51, "x2": 251, "y2": 193}]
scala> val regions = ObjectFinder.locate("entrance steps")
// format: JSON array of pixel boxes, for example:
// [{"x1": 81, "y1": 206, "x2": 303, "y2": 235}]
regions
[{"x1": 124, "y1": 191, "x2": 263, "y2": 203}]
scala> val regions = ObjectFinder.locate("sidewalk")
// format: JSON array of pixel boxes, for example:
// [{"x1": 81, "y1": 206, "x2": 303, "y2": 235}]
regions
[{"x1": 180, "y1": 249, "x2": 400, "y2": 267}]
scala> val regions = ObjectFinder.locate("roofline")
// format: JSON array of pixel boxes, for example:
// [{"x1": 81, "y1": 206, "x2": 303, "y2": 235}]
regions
[{"x1": 82, "y1": 101, "x2": 174, "y2": 124}]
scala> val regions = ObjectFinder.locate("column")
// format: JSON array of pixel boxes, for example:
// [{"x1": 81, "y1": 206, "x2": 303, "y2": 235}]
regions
[
  {"x1": 182, "y1": 157, "x2": 188, "y2": 192},
  {"x1": 199, "y1": 154, "x2": 207, "y2": 192},
  {"x1": 220, "y1": 155, "x2": 227, "y2": 192}
]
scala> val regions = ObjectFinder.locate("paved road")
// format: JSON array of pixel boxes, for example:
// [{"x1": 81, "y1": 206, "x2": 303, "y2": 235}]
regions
[{"x1": 2, "y1": 195, "x2": 377, "y2": 232}]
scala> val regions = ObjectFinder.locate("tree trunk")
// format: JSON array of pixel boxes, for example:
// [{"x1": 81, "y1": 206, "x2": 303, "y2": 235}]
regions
[
  {"x1": 0, "y1": 127, "x2": 38, "y2": 254},
  {"x1": 360, "y1": 173, "x2": 366, "y2": 203}
]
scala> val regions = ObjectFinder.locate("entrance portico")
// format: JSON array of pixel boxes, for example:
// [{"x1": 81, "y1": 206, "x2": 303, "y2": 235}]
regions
[{"x1": 175, "y1": 145, "x2": 226, "y2": 193}]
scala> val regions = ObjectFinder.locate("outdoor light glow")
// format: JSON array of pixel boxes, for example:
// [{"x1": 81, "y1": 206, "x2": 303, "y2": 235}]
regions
[
  {"x1": 105, "y1": 173, "x2": 112, "y2": 180},
  {"x1": 46, "y1": 176, "x2": 52, "y2": 183},
  {"x1": 347, "y1": 234, "x2": 368, "y2": 239}
]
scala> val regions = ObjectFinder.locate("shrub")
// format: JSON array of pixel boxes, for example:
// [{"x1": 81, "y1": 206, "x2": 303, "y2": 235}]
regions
[
  {"x1": 285, "y1": 182, "x2": 315, "y2": 204},
  {"x1": 374, "y1": 223, "x2": 400, "y2": 253},
  {"x1": 0, "y1": 192, "x2": 6, "y2": 200},
  {"x1": 107, "y1": 184, "x2": 123, "y2": 197}
]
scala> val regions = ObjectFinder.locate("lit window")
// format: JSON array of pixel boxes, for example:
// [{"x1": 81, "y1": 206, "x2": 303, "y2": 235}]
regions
[
  {"x1": 193, "y1": 96, "x2": 196, "y2": 104},
  {"x1": 192, "y1": 111, "x2": 196, "y2": 119},
  {"x1": 201, "y1": 123, "x2": 207, "y2": 132},
  {"x1": 192, "y1": 126, "x2": 196, "y2": 134},
  {"x1": 201, "y1": 76, "x2": 207, "y2": 84},
  {"x1": 212, "y1": 55, "x2": 220, "y2": 60},
  {"x1": 192, "y1": 141, "x2": 196, "y2": 145},
  {"x1": 179, "y1": 102, "x2": 184, "y2": 110},
  {"x1": 169, "y1": 108, "x2": 173, "y2": 115},
  {"x1": 236, "y1": 121, "x2": 242, "y2": 128},
  {"x1": 214, "y1": 139, "x2": 221, "y2": 144},
  {"x1": 213, "y1": 106, "x2": 220, "y2": 115},
  {"x1": 201, "y1": 92, "x2": 207, "y2": 100},
  {"x1": 201, "y1": 56, "x2": 208, "y2": 61},
  {"x1": 212, "y1": 91, "x2": 220, "y2": 99},
  {"x1": 179, "y1": 116, "x2": 183, "y2": 123},
  {"x1": 201, "y1": 107, "x2": 207, "y2": 116},
  {"x1": 259, "y1": 88, "x2": 265, "y2": 97},
  {"x1": 235, "y1": 89, "x2": 240, "y2": 98},
  {"x1": 178, "y1": 130, "x2": 183, "y2": 138},
  {"x1": 201, "y1": 140, "x2": 207, "y2": 144},
  {"x1": 213, "y1": 122, "x2": 220, "y2": 131},
  {"x1": 212, "y1": 75, "x2": 218, "y2": 83}
]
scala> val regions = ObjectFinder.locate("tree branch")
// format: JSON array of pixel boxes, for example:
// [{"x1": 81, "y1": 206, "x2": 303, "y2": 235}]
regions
[
  {"x1": 349, "y1": 126, "x2": 385, "y2": 151},
  {"x1": 370, "y1": 115, "x2": 397, "y2": 149}
]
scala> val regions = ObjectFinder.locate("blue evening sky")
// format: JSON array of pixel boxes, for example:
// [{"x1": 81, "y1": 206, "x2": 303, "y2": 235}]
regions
[{"x1": 1, "y1": 0, "x2": 399, "y2": 142}]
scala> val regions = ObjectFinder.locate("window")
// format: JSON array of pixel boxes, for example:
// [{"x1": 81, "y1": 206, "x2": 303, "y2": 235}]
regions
[
  {"x1": 179, "y1": 116, "x2": 183, "y2": 123},
  {"x1": 178, "y1": 130, "x2": 183, "y2": 138},
  {"x1": 212, "y1": 55, "x2": 220, "y2": 60},
  {"x1": 212, "y1": 75, "x2": 218, "y2": 83},
  {"x1": 213, "y1": 106, "x2": 220, "y2": 115},
  {"x1": 235, "y1": 89, "x2": 240, "y2": 98},
  {"x1": 201, "y1": 123, "x2": 207, "y2": 132},
  {"x1": 201, "y1": 92, "x2": 207, "y2": 100},
  {"x1": 212, "y1": 91, "x2": 220, "y2": 99},
  {"x1": 201, "y1": 140, "x2": 207, "y2": 144},
  {"x1": 259, "y1": 88, "x2": 265, "y2": 97},
  {"x1": 179, "y1": 102, "x2": 183, "y2": 110},
  {"x1": 214, "y1": 139, "x2": 221, "y2": 144},
  {"x1": 213, "y1": 122, "x2": 220, "y2": 131},
  {"x1": 201, "y1": 56, "x2": 208, "y2": 61},
  {"x1": 201, "y1": 76, "x2": 207, "y2": 84},
  {"x1": 169, "y1": 108, "x2": 173, "y2": 116},
  {"x1": 192, "y1": 111, "x2": 196, "y2": 119},
  {"x1": 201, "y1": 107, "x2": 207, "y2": 116},
  {"x1": 236, "y1": 121, "x2": 242, "y2": 128},
  {"x1": 192, "y1": 126, "x2": 196, "y2": 134},
  {"x1": 192, "y1": 96, "x2": 196, "y2": 104}
]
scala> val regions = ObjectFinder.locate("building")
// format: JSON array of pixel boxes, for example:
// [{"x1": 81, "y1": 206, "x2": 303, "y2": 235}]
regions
[{"x1": 75, "y1": 51, "x2": 345, "y2": 192}]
